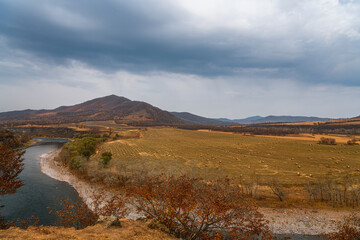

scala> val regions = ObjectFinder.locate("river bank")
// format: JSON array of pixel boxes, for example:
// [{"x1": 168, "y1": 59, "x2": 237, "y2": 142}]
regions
[
  {"x1": 39, "y1": 149, "x2": 350, "y2": 236},
  {"x1": 40, "y1": 149, "x2": 102, "y2": 208}
]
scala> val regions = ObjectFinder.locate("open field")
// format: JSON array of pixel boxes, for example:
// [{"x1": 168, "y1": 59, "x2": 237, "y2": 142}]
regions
[
  {"x1": 273, "y1": 117, "x2": 360, "y2": 126},
  {"x1": 258, "y1": 133, "x2": 358, "y2": 143},
  {"x1": 88, "y1": 127, "x2": 360, "y2": 186}
]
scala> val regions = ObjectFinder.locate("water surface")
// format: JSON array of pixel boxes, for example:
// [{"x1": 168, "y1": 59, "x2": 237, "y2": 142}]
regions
[{"x1": 1, "y1": 138, "x2": 82, "y2": 225}]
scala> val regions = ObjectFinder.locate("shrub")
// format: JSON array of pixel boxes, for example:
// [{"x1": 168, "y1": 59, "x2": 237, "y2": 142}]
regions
[
  {"x1": 318, "y1": 137, "x2": 336, "y2": 145},
  {"x1": 346, "y1": 139, "x2": 358, "y2": 146},
  {"x1": 66, "y1": 137, "x2": 99, "y2": 168},
  {"x1": 127, "y1": 175, "x2": 272, "y2": 240},
  {"x1": 325, "y1": 213, "x2": 360, "y2": 239},
  {"x1": 67, "y1": 137, "x2": 98, "y2": 159},
  {"x1": 48, "y1": 193, "x2": 127, "y2": 230},
  {"x1": 69, "y1": 156, "x2": 84, "y2": 169},
  {"x1": 99, "y1": 152, "x2": 112, "y2": 166},
  {"x1": 16, "y1": 216, "x2": 39, "y2": 229},
  {"x1": 48, "y1": 199, "x2": 98, "y2": 230},
  {"x1": 0, "y1": 141, "x2": 25, "y2": 229}
]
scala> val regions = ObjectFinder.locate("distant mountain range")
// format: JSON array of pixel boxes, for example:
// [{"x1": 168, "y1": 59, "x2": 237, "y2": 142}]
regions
[
  {"x1": 215, "y1": 115, "x2": 332, "y2": 124},
  {"x1": 171, "y1": 112, "x2": 235, "y2": 126},
  {"x1": 0, "y1": 95, "x2": 353, "y2": 126}
]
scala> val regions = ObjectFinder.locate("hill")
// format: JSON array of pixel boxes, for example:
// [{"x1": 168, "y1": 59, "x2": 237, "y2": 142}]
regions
[
  {"x1": 0, "y1": 95, "x2": 181, "y2": 125},
  {"x1": 171, "y1": 112, "x2": 235, "y2": 126},
  {"x1": 216, "y1": 115, "x2": 332, "y2": 124}
]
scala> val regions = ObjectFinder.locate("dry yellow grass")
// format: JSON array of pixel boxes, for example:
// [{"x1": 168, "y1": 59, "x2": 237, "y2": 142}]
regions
[
  {"x1": 0, "y1": 220, "x2": 176, "y2": 240},
  {"x1": 88, "y1": 127, "x2": 360, "y2": 186},
  {"x1": 259, "y1": 133, "x2": 355, "y2": 143}
]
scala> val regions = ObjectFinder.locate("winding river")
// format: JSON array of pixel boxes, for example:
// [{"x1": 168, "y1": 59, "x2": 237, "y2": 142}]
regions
[{"x1": 1, "y1": 138, "x2": 82, "y2": 226}]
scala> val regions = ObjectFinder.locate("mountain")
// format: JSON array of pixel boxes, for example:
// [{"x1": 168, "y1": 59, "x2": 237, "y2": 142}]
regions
[
  {"x1": 0, "y1": 95, "x2": 181, "y2": 125},
  {"x1": 171, "y1": 112, "x2": 236, "y2": 126},
  {"x1": 215, "y1": 116, "x2": 262, "y2": 123},
  {"x1": 214, "y1": 115, "x2": 331, "y2": 124},
  {"x1": 240, "y1": 115, "x2": 331, "y2": 124}
]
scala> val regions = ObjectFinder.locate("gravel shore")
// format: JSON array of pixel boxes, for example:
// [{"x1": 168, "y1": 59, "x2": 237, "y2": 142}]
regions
[{"x1": 40, "y1": 150, "x2": 101, "y2": 208}]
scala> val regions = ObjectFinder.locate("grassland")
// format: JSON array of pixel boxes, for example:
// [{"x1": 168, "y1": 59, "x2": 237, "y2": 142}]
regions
[{"x1": 87, "y1": 127, "x2": 360, "y2": 186}]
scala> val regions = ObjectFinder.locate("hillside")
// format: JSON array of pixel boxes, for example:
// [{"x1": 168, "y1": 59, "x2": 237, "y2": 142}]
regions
[
  {"x1": 217, "y1": 115, "x2": 332, "y2": 124},
  {"x1": 0, "y1": 95, "x2": 182, "y2": 125},
  {"x1": 171, "y1": 112, "x2": 235, "y2": 126}
]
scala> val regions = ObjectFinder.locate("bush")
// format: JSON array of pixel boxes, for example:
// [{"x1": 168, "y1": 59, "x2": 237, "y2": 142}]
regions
[
  {"x1": 66, "y1": 137, "x2": 99, "y2": 168},
  {"x1": 346, "y1": 139, "x2": 358, "y2": 146},
  {"x1": 127, "y1": 175, "x2": 272, "y2": 240},
  {"x1": 325, "y1": 213, "x2": 360, "y2": 239},
  {"x1": 99, "y1": 152, "x2": 112, "y2": 166},
  {"x1": 48, "y1": 193, "x2": 127, "y2": 230},
  {"x1": 67, "y1": 137, "x2": 98, "y2": 159},
  {"x1": 48, "y1": 199, "x2": 98, "y2": 230},
  {"x1": 0, "y1": 141, "x2": 25, "y2": 229},
  {"x1": 318, "y1": 137, "x2": 336, "y2": 145}
]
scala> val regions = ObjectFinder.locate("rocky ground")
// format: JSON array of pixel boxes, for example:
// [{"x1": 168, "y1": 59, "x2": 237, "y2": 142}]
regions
[{"x1": 260, "y1": 207, "x2": 350, "y2": 235}]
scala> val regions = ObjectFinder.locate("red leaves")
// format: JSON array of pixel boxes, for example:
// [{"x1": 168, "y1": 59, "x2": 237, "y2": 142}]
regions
[
  {"x1": 0, "y1": 144, "x2": 25, "y2": 197},
  {"x1": 0, "y1": 143, "x2": 25, "y2": 229},
  {"x1": 325, "y1": 214, "x2": 360, "y2": 240},
  {"x1": 127, "y1": 175, "x2": 273, "y2": 240},
  {"x1": 48, "y1": 199, "x2": 97, "y2": 229}
]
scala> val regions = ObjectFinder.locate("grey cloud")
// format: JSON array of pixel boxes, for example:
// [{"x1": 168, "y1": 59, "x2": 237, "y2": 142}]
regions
[{"x1": 1, "y1": 0, "x2": 359, "y2": 86}]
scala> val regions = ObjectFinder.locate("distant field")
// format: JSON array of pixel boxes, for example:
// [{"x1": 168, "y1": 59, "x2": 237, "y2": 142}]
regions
[{"x1": 89, "y1": 127, "x2": 360, "y2": 186}]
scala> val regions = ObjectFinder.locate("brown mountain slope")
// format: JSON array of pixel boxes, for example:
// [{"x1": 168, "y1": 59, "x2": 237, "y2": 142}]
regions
[{"x1": 0, "y1": 95, "x2": 182, "y2": 125}]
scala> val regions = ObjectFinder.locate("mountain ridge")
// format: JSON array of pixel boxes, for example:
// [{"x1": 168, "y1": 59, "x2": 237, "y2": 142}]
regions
[{"x1": 0, "y1": 95, "x2": 181, "y2": 125}]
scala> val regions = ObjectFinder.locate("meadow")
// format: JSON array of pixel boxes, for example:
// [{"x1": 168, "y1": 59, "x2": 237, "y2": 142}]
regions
[{"x1": 87, "y1": 127, "x2": 360, "y2": 187}]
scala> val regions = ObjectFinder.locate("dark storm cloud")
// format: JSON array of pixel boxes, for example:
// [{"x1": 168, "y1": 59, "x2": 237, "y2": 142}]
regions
[
  {"x1": 1, "y1": 0, "x2": 359, "y2": 86},
  {"x1": 0, "y1": 0, "x2": 239, "y2": 76}
]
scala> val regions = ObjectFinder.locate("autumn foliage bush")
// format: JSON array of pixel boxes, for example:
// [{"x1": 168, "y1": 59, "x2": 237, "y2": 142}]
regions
[
  {"x1": 325, "y1": 214, "x2": 360, "y2": 240},
  {"x1": 0, "y1": 138, "x2": 25, "y2": 229},
  {"x1": 48, "y1": 199, "x2": 97, "y2": 229},
  {"x1": 127, "y1": 175, "x2": 273, "y2": 240},
  {"x1": 48, "y1": 192, "x2": 128, "y2": 230},
  {"x1": 318, "y1": 137, "x2": 336, "y2": 145}
]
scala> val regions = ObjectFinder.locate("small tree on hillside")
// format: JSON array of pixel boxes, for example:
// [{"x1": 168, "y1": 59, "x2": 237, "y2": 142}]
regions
[{"x1": 99, "y1": 152, "x2": 112, "y2": 166}]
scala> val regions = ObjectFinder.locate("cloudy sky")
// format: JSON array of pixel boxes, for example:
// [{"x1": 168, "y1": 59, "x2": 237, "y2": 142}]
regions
[{"x1": 0, "y1": 0, "x2": 359, "y2": 118}]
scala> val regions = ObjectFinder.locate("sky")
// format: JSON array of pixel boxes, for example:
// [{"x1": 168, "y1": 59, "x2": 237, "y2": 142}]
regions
[{"x1": 0, "y1": 0, "x2": 359, "y2": 119}]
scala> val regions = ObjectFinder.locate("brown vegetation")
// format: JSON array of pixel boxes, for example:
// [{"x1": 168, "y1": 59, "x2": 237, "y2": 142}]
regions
[
  {"x1": 318, "y1": 137, "x2": 337, "y2": 145},
  {"x1": 0, "y1": 219, "x2": 177, "y2": 240},
  {"x1": 127, "y1": 175, "x2": 273, "y2": 240},
  {"x1": 324, "y1": 213, "x2": 360, "y2": 239},
  {"x1": 0, "y1": 132, "x2": 25, "y2": 229}
]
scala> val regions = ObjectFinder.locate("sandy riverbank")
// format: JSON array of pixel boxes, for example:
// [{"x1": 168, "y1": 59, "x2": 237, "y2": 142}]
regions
[
  {"x1": 39, "y1": 149, "x2": 140, "y2": 220},
  {"x1": 39, "y1": 149, "x2": 350, "y2": 235},
  {"x1": 40, "y1": 150, "x2": 103, "y2": 208}
]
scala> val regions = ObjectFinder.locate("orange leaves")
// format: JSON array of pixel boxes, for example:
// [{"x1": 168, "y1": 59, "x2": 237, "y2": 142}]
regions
[
  {"x1": 0, "y1": 142, "x2": 25, "y2": 229},
  {"x1": 91, "y1": 192, "x2": 128, "y2": 217},
  {"x1": 0, "y1": 143, "x2": 24, "y2": 197},
  {"x1": 48, "y1": 199, "x2": 97, "y2": 229},
  {"x1": 324, "y1": 214, "x2": 360, "y2": 240},
  {"x1": 127, "y1": 175, "x2": 273, "y2": 239}
]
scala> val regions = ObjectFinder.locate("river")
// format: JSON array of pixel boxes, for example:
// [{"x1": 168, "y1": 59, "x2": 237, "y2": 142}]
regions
[{"x1": 1, "y1": 138, "x2": 82, "y2": 226}]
